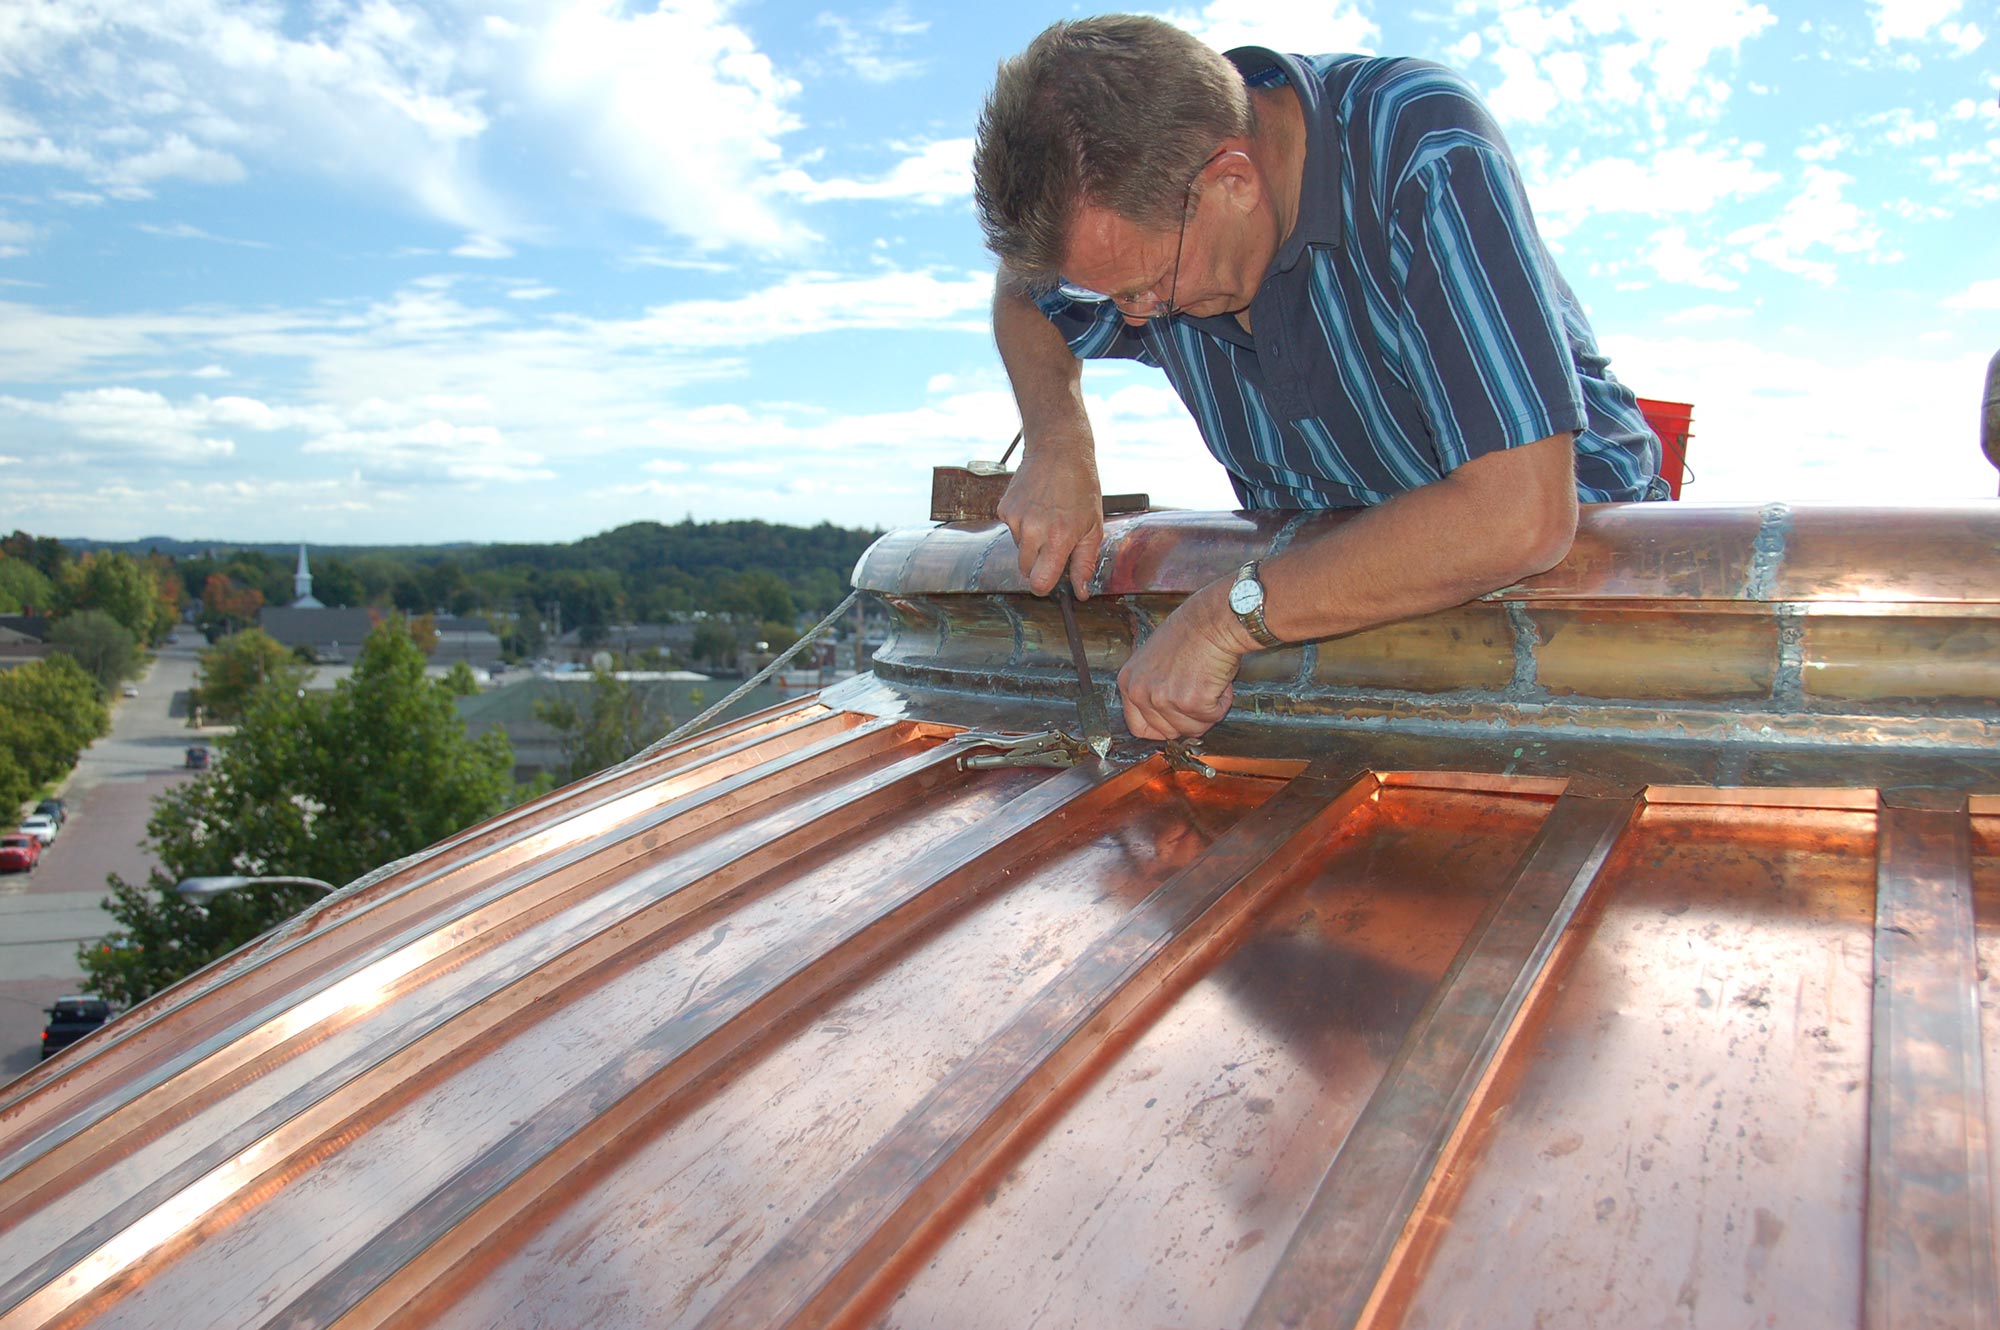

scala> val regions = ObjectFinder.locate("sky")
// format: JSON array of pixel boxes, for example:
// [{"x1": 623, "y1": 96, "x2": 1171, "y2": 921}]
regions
[{"x1": 0, "y1": 0, "x2": 1996, "y2": 545}]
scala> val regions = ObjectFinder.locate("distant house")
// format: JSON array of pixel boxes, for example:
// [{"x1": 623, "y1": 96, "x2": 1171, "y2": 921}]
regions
[
  {"x1": 258, "y1": 606, "x2": 377, "y2": 662},
  {"x1": 256, "y1": 547, "x2": 503, "y2": 668},
  {"x1": 0, "y1": 615, "x2": 51, "y2": 671},
  {"x1": 551, "y1": 622, "x2": 696, "y2": 664}
]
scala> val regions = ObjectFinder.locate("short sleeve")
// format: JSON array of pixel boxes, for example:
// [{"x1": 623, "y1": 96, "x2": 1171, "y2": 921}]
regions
[{"x1": 1388, "y1": 140, "x2": 1586, "y2": 473}]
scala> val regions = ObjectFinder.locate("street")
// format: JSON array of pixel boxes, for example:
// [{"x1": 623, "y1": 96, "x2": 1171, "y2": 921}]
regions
[{"x1": 0, "y1": 637, "x2": 216, "y2": 1083}]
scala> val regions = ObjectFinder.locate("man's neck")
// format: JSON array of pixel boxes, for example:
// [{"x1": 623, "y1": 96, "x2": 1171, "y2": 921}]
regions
[{"x1": 1246, "y1": 84, "x2": 1306, "y2": 252}]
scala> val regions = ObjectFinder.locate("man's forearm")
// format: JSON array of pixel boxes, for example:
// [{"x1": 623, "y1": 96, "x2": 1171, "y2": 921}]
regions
[
  {"x1": 1117, "y1": 433, "x2": 1579, "y2": 739},
  {"x1": 993, "y1": 280, "x2": 1091, "y2": 456},
  {"x1": 1256, "y1": 435, "x2": 1578, "y2": 644}
]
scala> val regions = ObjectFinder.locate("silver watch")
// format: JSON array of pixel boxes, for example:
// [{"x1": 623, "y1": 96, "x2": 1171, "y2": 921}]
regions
[{"x1": 1227, "y1": 560, "x2": 1283, "y2": 649}]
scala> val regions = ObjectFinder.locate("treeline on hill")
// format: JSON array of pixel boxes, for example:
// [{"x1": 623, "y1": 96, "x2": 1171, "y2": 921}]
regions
[{"x1": 77, "y1": 519, "x2": 880, "y2": 654}]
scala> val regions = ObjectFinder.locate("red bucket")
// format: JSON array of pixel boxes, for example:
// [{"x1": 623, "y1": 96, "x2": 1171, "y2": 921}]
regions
[{"x1": 1636, "y1": 397, "x2": 1694, "y2": 500}]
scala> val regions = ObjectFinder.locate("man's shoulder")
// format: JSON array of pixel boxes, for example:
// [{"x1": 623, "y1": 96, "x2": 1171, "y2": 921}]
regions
[{"x1": 1311, "y1": 56, "x2": 1510, "y2": 185}]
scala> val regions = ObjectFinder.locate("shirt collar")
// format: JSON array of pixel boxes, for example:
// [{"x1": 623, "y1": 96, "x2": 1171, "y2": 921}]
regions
[{"x1": 1225, "y1": 45, "x2": 1341, "y2": 273}]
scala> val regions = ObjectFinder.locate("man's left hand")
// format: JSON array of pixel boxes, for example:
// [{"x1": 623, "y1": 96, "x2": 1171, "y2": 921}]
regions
[{"x1": 1115, "y1": 582, "x2": 1258, "y2": 741}]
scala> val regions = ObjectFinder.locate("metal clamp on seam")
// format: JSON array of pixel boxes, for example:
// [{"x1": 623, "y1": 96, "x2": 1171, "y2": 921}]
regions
[
  {"x1": 1162, "y1": 739, "x2": 1217, "y2": 778},
  {"x1": 953, "y1": 729, "x2": 1095, "y2": 771}
]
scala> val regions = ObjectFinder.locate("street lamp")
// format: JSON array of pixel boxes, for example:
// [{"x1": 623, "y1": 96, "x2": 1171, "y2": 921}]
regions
[{"x1": 174, "y1": 875, "x2": 339, "y2": 900}]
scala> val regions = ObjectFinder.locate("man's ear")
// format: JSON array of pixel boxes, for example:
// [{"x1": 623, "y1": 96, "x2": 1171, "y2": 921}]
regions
[{"x1": 1210, "y1": 146, "x2": 1260, "y2": 212}]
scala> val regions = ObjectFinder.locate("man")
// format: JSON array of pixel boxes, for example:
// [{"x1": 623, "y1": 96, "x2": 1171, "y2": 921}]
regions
[{"x1": 972, "y1": 15, "x2": 1662, "y2": 741}]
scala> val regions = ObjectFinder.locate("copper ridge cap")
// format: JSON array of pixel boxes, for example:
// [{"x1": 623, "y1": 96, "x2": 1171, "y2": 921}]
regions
[{"x1": 853, "y1": 501, "x2": 2000, "y2": 606}]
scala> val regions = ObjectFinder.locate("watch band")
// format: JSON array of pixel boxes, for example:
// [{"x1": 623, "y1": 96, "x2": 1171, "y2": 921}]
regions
[{"x1": 1231, "y1": 560, "x2": 1283, "y2": 649}]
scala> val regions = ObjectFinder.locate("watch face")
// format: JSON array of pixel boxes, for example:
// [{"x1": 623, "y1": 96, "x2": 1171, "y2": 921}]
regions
[{"x1": 1229, "y1": 577, "x2": 1263, "y2": 615}]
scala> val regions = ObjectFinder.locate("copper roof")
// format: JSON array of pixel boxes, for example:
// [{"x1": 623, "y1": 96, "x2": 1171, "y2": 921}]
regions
[{"x1": 2, "y1": 502, "x2": 1997, "y2": 1329}]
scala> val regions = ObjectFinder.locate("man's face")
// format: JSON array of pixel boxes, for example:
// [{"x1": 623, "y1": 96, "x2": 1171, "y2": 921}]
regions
[{"x1": 1062, "y1": 160, "x2": 1270, "y2": 326}]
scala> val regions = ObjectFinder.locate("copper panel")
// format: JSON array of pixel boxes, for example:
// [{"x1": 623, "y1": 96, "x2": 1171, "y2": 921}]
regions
[
  {"x1": 1975, "y1": 814, "x2": 2000, "y2": 1286},
  {"x1": 1310, "y1": 603, "x2": 1515, "y2": 695},
  {"x1": 1805, "y1": 616, "x2": 2000, "y2": 712},
  {"x1": 1379, "y1": 804, "x2": 1879, "y2": 1330},
  {"x1": 693, "y1": 769, "x2": 1375, "y2": 1330},
  {"x1": 1867, "y1": 798, "x2": 1997, "y2": 1329},
  {"x1": 364, "y1": 768, "x2": 1287, "y2": 1330},
  {"x1": 1526, "y1": 604, "x2": 1779, "y2": 700},
  {"x1": 1251, "y1": 791, "x2": 1638, "y2": 1330},
  {"x1": 0, "y1": 742, "x2": 977, "y2": 1305},
  {"x1": 0, "y1": 711, "x2": 897, "y2": 1163},
  {"x1": 877, "y1": 786, "x2": 1555, "y2": 1330}
]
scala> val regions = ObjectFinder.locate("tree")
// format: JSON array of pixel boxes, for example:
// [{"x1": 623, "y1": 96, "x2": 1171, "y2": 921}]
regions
[
  {"x1": 690, "y1": 619, "x2": 737, "y2": 668},
  {"x1": 407, "y1": 612, "x2": 440, "y2": 657},
  {"x1": 533, "y1": 670, "x2": 671, "y2": 784},
  {"x1": 82, "y1": 626, "x2": 518, "y2": 1004},
  {"x1": 145, "y1": 551, "x2": 185, "y2": 639},
  {"x1": 50, "y1": 610, "x2": 140, "y2": 692},
  {"x1": 311, "y1": 556, "x2": 365, "y2": 608},
  {"x1": 62, "y1": 551, "x2": 168, "y2": 644},
  {"x1": 0, "y1": 655, "x2": 109, "y2": 787},
  {"x1": 0, "y1": 748, "x2": 33, "y2": 832},
  {"x1": 200, "y1": 574, "x2": 265, "y2": 635},
  {"x1": 1, "y1": 530, "x2": 70, "y2": 582},
  {"x1": 440, "y1": 661, "x2": 480, "y2": 696},
  {"x1": 191, "y1": 628, "x2": 310, "y2": 723},
  {"x1": 0, "y1": 556, "x2": 58, "y2": 614}
]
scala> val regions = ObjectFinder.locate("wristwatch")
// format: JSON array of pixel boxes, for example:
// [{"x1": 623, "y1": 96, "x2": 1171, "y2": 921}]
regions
[{"x1": 1227, "y1": 560, "x2": 1283, "y2": 649}]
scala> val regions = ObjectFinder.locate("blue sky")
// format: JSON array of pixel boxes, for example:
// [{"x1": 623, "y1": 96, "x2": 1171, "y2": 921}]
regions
[{"x1": 1, "y1": 0, "x2": 1995, "y2": 544}]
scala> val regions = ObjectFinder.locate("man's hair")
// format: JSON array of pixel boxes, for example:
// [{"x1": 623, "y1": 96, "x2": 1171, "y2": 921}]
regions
[{"x1": 973, "y1": 15, "x2": 1252, "y2": 290}]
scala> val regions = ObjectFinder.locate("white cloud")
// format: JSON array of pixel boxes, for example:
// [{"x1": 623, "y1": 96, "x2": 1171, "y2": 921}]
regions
[
  {"x1": 1603, "y1": 335, "x2": 1997, "y2": 501},
  {"x1": 1166, "y1": 0, "x2": 1380, "y2": 56},
  {"x1": 777, "y1": 138, "x2": 971, "y2": 205},
  {"x1": 303, "y1": 417, "x2": 551, "y2": 484},
  {"x1": 102, "y1": 132, "x2": 245, "y2": 194},
  {"x1": 1455, "y1": 0, "x2": 1777, "y2": 125},
  {"x1": 452, "y1": 234, "x2": 515, "y2": 260},
  {"x1": 1641, "y1": 225, "x2": 1739, "y2": 291},
  {"x1": 1944, "y1": 277, "x2": 2000, "y2": 310},
  {"x1": 1527, "y1": 142, "x2": 1780, "y2": 239},
  {"x1": 0, "y1": 0, "x2": 818, "y2": 253},
  {"x1": 135, "y1": 221, "x2": 272, "y2": 248},
  {"x1": 618, "y1": 269, "x2": 993, "y2": 349},
  {"x1": 0, "y1": 386, "x2": 320, "y2": 460},
  {"x1": 1867, "y1": 0, "x2": 1961, "y2": 44},
  {"x1": 625, "y1": 369, "x2": 1231, "y2": 511},
  {"x1": 816, "y1": 8, "x2": 930, "y2": 82},
  {"x1": 1723, "y1": 166, "x2": 1880, "y2": 285},
  {"x1": 0, "y1": 213, "x2": 33, "y2": 257}
]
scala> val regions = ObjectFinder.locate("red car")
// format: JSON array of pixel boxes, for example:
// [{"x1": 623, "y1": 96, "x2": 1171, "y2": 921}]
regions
[{"x1": 0, "y1": 833, "x2": 41, "y2": 873}]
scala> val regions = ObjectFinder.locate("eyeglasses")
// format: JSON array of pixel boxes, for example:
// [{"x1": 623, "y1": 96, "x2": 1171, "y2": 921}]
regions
[{"x1": 1058, "y1": 149, "x2": 1224, "y2": 321}]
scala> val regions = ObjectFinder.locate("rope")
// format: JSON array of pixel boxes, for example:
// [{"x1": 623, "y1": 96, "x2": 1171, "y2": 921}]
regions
[{"x1": 638, "y1": 589, "x2": 862, "y2": 758}]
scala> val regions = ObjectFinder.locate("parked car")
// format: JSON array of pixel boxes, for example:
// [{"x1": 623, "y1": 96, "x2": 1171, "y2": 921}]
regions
[
  {"x1": 121, "y1": 682, "x2": 139, "y2": 698},
  {"x1": 18, "y1": 813, "x2": 58, "y2": 845},
  {"x1": 39, "y1": 996, "x2": 113, "y2": 1060},
  {"x1": 0, "y1": 834, "x2": 40, "y2": 873},
  {"x1": 185, "y1": 746, "x2": 211, "y2": 770},
  {"x1": 34, "y1": 798, "x2": 67, "y2": 827}
]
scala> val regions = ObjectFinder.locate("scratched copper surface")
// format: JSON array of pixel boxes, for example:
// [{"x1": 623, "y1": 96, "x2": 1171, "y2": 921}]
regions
[{"x1": 4, "y1": 505, "x2": 2000, "y2": 1330}]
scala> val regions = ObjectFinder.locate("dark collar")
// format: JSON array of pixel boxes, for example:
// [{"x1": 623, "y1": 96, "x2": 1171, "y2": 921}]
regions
[{"x1": 1225, "y1": 45, "x2": 1342, "y2": 272}]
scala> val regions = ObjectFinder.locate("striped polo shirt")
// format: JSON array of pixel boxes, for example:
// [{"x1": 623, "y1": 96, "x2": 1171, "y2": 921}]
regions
[{"x1": 1037, "y1": 47, "x2": 1663, "y2": 508}]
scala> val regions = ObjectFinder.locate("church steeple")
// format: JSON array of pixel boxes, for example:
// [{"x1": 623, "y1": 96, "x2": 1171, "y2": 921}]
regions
[{"x1": 291, "y1": 545, "x2": 324, "y2": 609}]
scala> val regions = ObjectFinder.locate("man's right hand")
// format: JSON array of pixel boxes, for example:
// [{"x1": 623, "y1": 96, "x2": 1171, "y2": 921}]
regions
[{"x1": 997, "y1": 440, "x2": 1104, "y2": 598}]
